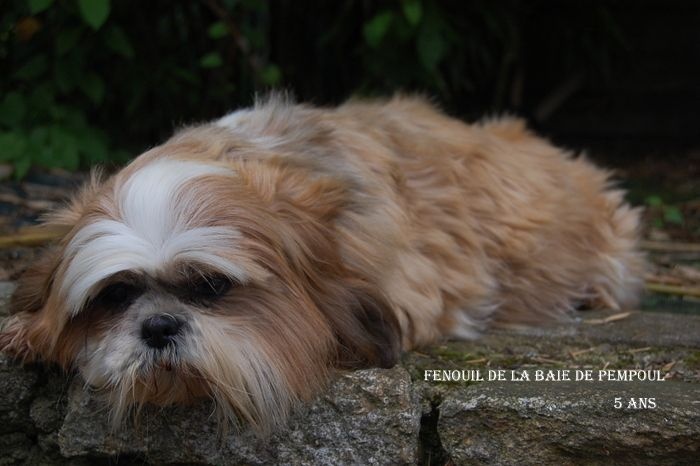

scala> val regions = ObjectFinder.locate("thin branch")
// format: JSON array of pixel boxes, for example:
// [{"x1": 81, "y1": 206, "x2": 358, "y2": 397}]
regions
[
  {"x1": 646, "y1": 282, "x2": 700, "y2": 298},
  {"x1": 640, "y1": 240, "x2": 700, "y2": 253},
  {"x1": 0, "y1": 230, "x2": 61, "y2": 248}
]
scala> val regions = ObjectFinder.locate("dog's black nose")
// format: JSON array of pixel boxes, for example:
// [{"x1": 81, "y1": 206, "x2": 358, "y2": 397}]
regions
[{"x1": 141, "y1": 315, "x2": 181, "y2": 349}]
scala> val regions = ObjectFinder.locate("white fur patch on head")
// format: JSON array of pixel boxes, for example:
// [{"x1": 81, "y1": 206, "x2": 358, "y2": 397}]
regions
[
  {"x1": 61, "y1": 159, "x2": 244, "y2": 316},
  {"x1": 216, "y1": 108, "x2": 288, "y2": 150},
  {"x1": 216, "y1": 109, "x2": 252, "y2": 129}
]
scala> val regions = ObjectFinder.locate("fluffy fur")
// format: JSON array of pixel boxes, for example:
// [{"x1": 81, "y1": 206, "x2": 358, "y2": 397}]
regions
[{"x1": 0, "y1": 96, "x2": 644, "y2": 434}]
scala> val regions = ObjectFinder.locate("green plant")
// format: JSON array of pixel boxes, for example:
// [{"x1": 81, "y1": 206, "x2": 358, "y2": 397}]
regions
[
  {"x1": 0, "y1": 0, "x2": 277, "y2": 178},
  {"x1": 1, "y1": 0, "x2": 125, "y2": 177},
  {"x1": 351, "y1": 0, "x2": 627, "y2": 112},
  {"x1": 0, "y1": 0, "x2": 631, "y2": 178},
  {"x1": 645, "y1": 195, "x2": 685, "y2": 228}
]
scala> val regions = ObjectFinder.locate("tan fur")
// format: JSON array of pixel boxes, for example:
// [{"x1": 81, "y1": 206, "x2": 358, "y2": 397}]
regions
[{"x1": 0, "y1": 95, "x2": 645, "y2": 433}]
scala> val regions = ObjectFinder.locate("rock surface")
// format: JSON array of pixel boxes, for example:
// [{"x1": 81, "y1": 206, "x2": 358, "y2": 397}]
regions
[
  {"x1": 0, "y1": 280, "x2": 699, "y2": 465},
  {"x1": 439, "y1": 381, "x2": 699, "y2": 466},
  {"x1": 1, "y1": 359, "x2": 422, "y2": 466},
  {"x1": 57, "y1": 367, "x2": 421, "y2": 465}
]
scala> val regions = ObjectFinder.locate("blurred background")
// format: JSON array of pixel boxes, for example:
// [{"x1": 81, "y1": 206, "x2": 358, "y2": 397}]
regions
[
  {"x1": 2, "y1": 1, "x2": 699, "y2": 167},
  {"x1": 0, "y1": 0, "x2": 699, "y2": 304}
]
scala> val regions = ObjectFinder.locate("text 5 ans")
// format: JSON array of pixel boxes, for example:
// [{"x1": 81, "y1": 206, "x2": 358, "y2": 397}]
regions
[{"x1": 614, "y1": 397, "x2": 657, "y2": 409}]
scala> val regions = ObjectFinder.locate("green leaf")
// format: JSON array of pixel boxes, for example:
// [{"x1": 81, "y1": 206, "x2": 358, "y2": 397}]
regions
[
  {"x1": 27, "y1": 0, "x2": 53, "y2": 14},
  {"x1": 75, "y1": 128, "x2": 109, "y2": 164},
  {"x1": 111, "y1": 148, "x2": 131, "y2": 164},
  {"x1": 49, "y1": 105, "x2": 68, "y2": 121},
  {"x1": 260, "y1": 64, "x2": 281, "y2": 86},
  {"x1": 29, "y1": 126, "x2": 49, "y2": 146},
  {"x1": 0, "y1": 93, "x2": 27, "y2": 127},
  {"x1": 402, "y1": 0, "x2": 422, "y2": 26},
  {"x1": 645, "y1": 195, "x2": 663, "y2": 207},
  {"x1": 663, "y1": 206, "x2": 684, "y2": 225},
  {"x1": 29, "y1": 83, "x2": 55, "y2": 109},
  {"x1": 63, "y1": 107, "x2": 87, "y2": 129},
  {"x1": 363, "y1": 11, "x2": 394, "y2": 48},
  {"x1": 0, "y1": 132, "x2": 27, "y2": 161},
  {"x1": 200, "y1": 52, "x2": 223, "y2": 68},
  {"x1": 172, "y1": 67, "x2": 199, "y2": 85},
  {"x1": 104, "y1": 26, "x2": 134, "y2": 58},
  {"x1": 56, "y1": 28, "x2": 82, "y2": 55},
  {"x1": 55, "y1": 59, "x2": 80, "y2": 93},
  {"x1": 208, "y1": 21, "x2": 227, "y2": 39},
  {"x1": 14, "y1": 55, "x2": 48, "y2": 80},
  {"x1": 78, "y1": 0, "x2": 110, "y2": 30},
  {"x1": 417, "y1": 19, "x2": 446, "y2": 71},
  {"x1": 48, "y1": 126, "x2": 79, "y2": 170},
  {"x1": 243, "y1": 24, "x2": 264, "y2": 49},
  {"x1": 13, "y1": 157, "x2": 32, "y2": 180},
  {"x1": 81, "y1": 73, "x2": 105, "y2": 105},
  {"x1": 30, "y1": 127, "x2": 52, "y2": 168},
  {"x1": 241, "y1": 0, "x2": 265, "y2": 10}
]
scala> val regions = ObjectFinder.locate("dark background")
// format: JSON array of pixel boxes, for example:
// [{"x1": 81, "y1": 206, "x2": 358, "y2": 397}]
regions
[
  {"x1": 1, "y1": 0, "x2": 699, "y2": 179},
  {"x1": 0, "y1": 1, "x2": 699, "y2": 313}
]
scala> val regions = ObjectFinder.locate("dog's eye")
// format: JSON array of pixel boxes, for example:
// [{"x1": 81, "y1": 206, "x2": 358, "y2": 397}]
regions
[
  {"x1": 95, "y1": 282, "x2": 141, "y2": 310},
  {"x1": 189, "y1": 275, "x2": 233, "y2": 299}
]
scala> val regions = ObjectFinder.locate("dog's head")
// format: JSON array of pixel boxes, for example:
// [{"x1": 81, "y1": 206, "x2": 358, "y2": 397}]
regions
[{"x1": 0, "y1": 139, "x2": 401, "y2": 434}]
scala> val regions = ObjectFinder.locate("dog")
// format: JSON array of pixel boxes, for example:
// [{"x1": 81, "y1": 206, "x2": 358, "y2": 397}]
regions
[{"x1": 0, "y1": 95, "x2": 644, "y2": 434}]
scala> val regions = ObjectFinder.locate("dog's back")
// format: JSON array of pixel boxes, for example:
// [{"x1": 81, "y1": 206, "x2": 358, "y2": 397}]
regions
[{"x1": 213, "y1": 96, "x2": 645, "y2": 346}]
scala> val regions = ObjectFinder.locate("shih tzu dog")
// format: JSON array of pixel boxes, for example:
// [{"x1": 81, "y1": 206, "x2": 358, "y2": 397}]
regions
[{"x1": 0, "y1": 96, "x2": 644, "y2": 434}]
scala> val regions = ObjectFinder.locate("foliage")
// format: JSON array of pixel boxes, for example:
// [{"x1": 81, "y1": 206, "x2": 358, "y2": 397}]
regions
[
  {"x1": 0, "y1": 0, "x2": 630, "y2": 177},
  {"x1": 1, "y1": 0, "x2": 277, "y2": 177},
  {"x1": 645, "y1": 195, "x2": 685, "y2": 228}
]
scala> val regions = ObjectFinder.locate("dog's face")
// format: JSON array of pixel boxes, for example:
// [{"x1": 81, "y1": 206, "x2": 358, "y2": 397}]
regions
[{"x1": 0, "y1": 141, "x2": 400, "y2": 433}]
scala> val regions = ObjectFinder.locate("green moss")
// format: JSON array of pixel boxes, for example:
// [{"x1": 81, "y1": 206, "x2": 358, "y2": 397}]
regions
[
  {"x1": 685, "y1": 351, "x2": 700, "y2": 369},
  {"x1": 429, "y1": 344, "x2": 477, "y2": 362}
]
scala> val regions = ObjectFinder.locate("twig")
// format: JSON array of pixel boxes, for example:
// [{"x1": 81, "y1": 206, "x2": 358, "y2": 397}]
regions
[
  {"x1": 531, "y1": 356, "x2": 564, "y2": 365},
  {"x1": 644, "y1": 273, "x2": 684, "y2": 286},
  {"x1": 646, "y1": 282, "x2": 700, "y2": 298},
  {"x1": 640, "y1": 240, "x2": 700, "y2": 253},
  {"x1": 534, "y1": 73, "x2": 584, "y2": 122},
  {"x1": 584, "y1": 311, "x2": 632, "y2": 325},
  {"x1": 661, "y1": 361, "x2": 676, "y2": 372},
  {"x1": 464, "y1": 358, "x2": 488, "y2": 365},
  {"x1": 0, "y1": 230, "x2": 61, "y2": 248},
  {"x1": 201, "y1": 0, "x2": 262, "y2": 73},
  {"x1": 569, "y1": 347, "x2": 595, "y2": 359}
]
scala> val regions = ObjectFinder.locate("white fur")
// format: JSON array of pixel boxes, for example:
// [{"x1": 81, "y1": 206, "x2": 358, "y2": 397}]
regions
[
  {"x1": 449, "y1": 305, "x2": 497, "y2": 340},
  {"x1": 61, "y1": 159, "x2": 245, "y2": 316},
  {"x1": 216, "y1": 109, "x2": 290, "y2": 150},
  {"x1": 79, "y1": 316, "x2": 141, "y2": 388},
  {"x1": 216, "y1": 109, "x2": 252, "y2": 129}
]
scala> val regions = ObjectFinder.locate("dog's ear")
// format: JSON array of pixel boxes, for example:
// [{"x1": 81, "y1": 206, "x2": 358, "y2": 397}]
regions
[
  {"x1": 10, "y1": 246, "x2": 59, "y2": 315},
  {"x1": 239, "y1": 159, "x2": 400, "y2": 366},
  {"x1": 0, "y1": 312, "x2": 36, "y2": 362},
  {"x1": 42, "y1": 167, "x2": 105, "y2": 227},
  {"x1": 9, "y1": 169, "x2": 98, "y2": 315},
  {"x1": 0, "y1": 246, "x2": 60, "y2": 361},
  {"x1": 326, "y1": 280, "x2": 402, "y2": 369}
]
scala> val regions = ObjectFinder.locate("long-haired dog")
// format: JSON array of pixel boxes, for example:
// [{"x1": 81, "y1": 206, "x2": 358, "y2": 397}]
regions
[{"x1": 0, "y1": 96, "x2": 644, "y2": 434}]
